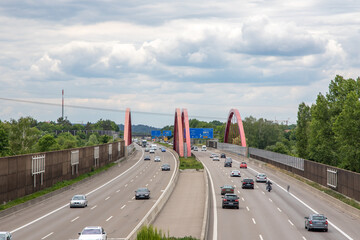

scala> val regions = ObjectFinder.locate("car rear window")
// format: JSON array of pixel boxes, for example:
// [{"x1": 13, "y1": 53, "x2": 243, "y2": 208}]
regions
[
  {"x1": 244, "y1": 179, "x2": 253, "y2": 182},
  {"x1": 225, "y1": 195, "x2": 237, "y2": 199},
  {"x1": 313, "y1": 216, "x2": 326, "y2": 220},
  {"x1": 82, "y1": 229, "x2": 101, "y2": 234}
]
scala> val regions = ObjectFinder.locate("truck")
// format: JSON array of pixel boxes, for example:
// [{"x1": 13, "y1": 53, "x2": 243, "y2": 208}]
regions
[{"x1": 141, "y1": 140, "x2": 147, "y2": 147}]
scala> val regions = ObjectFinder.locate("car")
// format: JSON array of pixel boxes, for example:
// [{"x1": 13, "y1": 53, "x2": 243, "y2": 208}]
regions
[
  {"x1": 70, "y1": 194, "x2": 88, "y2": 208},
  {"x1": 224, "y1": 157, "x2": 232, "y2": 167},
  {"x1": 305, "y1": 214, "x2": 328, "y2": 232},
  {"x1": 154, "y1": 156, "x2": 161, "y2": 162},
  {"x1": 201, "y1": 145, "x2": 207, "y2": 151},
  {"x1": 210, "y1": 153, "x2": 217, "y2": 158},
  {"x1": 161, "y1": 147, "x2": 166, "y2": 152},
  {"x1": 0, "y1": 232, "x2": 12, "y2": 240},
  {"x1": 145, "y1": 147, "x2": 150, "y2": 152},
  {"x1": 220, "y1": 153, "x2": 226, "y2": 158},
  {"x1": 144, "y1": 155, "x2": 151, "y2": 161},
  {"x1": 256, "y1": 173, "x2": 267, "y2": 182},
  {"x1": 193, "y1": 146, "x2": 198, "y2": 151},
  {"x1": 230, "y1": 170, "x2": 241, "y2": 177},
  {"x1": 240, "y1": 161, "x2": 247, "y2": 168},
  {"x1": 213, "y1": 156, "x2": 220, "y2": 161},
  {"x1": 149, "y1": 149, "x2": 155, "y2": 154},
  {"x1": 78, "y1": 226, "x2": 107, "y2": 240},
  {"x1": 151, "y1": 144, "x2": 157, "y2": 150},
  {"x1": 220, "y1": 185, "x2": 235, "y2": 195},
  {"x1": 242, "y1": 178, "x2": 255, "y2": 189},
  {"x1": 222, "y1": 193, "x2": 239, "y2": 209},
  {"x1": 161, "y1": 164, "x2": 171, "y2": 171},
  {"x1": 135, "y1": 187, "x2": 150, "y2": 199}
]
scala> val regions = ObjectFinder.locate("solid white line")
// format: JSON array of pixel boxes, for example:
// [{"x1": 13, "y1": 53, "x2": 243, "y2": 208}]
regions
[
  {"x1": 41, "y1": 232, "x2": 53, "y2": 239},
  {"x1": 71, "y1": 216, "x2": 79, "y2": 222},
  {"x1": 252, "y1": 218, "x2": 256, "y2": 224},
  {"x1": 121, "y1": 205, "x2": 126, "y2": 210},
  {"x1": 106, "y1": 216, "x2": 113, "y2": 221},
  {"x1": 247, "y1": 166, "x2": 354, "y2": 240},
  {"x1": 11, "y1": 150, "x2": 145, "y2": 234},
  {"x1": 288, "y1": 219, "x2": 294, "y2": 226}
]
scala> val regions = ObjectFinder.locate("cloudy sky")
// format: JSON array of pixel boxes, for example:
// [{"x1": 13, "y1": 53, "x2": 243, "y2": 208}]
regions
[{"x1": 0, "y1": 0, "x2": 359, "y2": 127}]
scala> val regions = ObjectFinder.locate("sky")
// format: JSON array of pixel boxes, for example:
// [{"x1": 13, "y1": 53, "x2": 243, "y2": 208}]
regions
[{"x1": 0, "y1": 0, "x2": 359, "y2": 128}]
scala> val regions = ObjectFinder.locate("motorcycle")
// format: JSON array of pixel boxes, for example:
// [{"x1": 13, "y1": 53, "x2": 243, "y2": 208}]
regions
[{"x1": 266, "y1": 184, "x2": 272, "y2": 192}]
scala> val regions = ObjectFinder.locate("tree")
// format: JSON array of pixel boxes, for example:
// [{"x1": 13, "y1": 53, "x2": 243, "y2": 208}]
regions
[
  {"x1": 37, "y1": 134, "x2": 59, "y2": 152},
  {"x1": 266, "y1": 142, "x2": 290, "y2": 155},
  {"x1": 86, "y1": 134, "x2": 99, "y2": 146},
  {"x1": 0, "y1": 122, "x2": 10, "y2": 156},
  {"x1": 56, "y1": 132, "x2": 78, "y2": 150},
  {"x1": 308, "y1": 94, "x2": 336, "y2": 165},
  {"x1": 295, "y1": 103, "x2": 311, "y2": 159},
  {"x1": 9, "y1": 117, "x2": 41, "y2": 155},
  {"x1": 333, "y1": 91, "x2": 360, "y2": 172}
]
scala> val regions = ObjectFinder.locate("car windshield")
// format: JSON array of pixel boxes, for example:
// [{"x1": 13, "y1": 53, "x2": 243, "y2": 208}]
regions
[
  {"x1": 242, "y1": 162, "x2": 246, "y2": 164},
  {"x1": 137, "y1": 188, "x2": 149, "y2": 192},
  {"x1": 82, "y1": 229, "x2": 101, "y2": 235},
  {"x1": 244, "y1": 179, "x2": 253, "y2": 182},
  {"x1": 73, "y1": 195, "x2": 84, "y2": 200},
  {"x1": 313, "y1": 215, "x2": 326, "y2": 220}
]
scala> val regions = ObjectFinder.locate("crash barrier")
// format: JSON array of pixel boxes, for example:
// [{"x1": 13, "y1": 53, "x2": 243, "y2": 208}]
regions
[
  {"x1": 208, "y1": 140, "x2": 360, "y2": 201},
  {"x1": 127, "y1": 147, "x2": 180, "y2": 240},
  {"x1": 0, "y1": 141, "x2": 125, "y2": 204}
]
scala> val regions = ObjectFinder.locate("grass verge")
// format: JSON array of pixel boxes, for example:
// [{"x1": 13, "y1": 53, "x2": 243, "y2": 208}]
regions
[
  {"x1": 179, "y1": 156, "x2": 203, "y2": 170},
  {"x1": 0, "y1": 162, "x2": 116, "y2": 212},
  {"x1": 266, "y1": 164, "x2": 360, "y2": 211},
  {"x1": 137, "y1": 225, "x2": 198, "y2": 240}
]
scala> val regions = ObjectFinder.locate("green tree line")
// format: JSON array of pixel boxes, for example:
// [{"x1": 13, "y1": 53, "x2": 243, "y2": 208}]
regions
[
  {"x1": 0, "y1": 117, "x2": 121, "y2": 157},
  {"x1": 296, "y1": 75, "x2": 360, "y2": 172}
]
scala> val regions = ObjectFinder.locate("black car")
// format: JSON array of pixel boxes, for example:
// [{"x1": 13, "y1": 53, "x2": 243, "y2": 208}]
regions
[
  {"x1": 222, "y1": 193, "x2": 239, "y2": 209},
  {"x1": 242, "y1": 178, "x2": 255, "y2": 189},
  {"x1": 220, "y1": 153, "x2": 226, "y2": 158},
  {"x1": 135, "y1": 188, "x2": 150, "y2": 199},
  {"x1": 144, "y1": 155, "x2": 151, "y2": 161},
  {"x1": 224, "y1": 157, "x2": 232, "y2": 167},
  {"x1": 161, "y1": 164, "x2": 170, "y2": 171}
]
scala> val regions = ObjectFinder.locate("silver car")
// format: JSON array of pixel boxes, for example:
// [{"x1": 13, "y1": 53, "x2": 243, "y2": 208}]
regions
[
  {"x1": 305, "y1": 214, "x2": 328, "y2": 232},
  {"x1": 256, "y1": 173, "x2": 267, "y2": 182},
  {"x1": 70, "y1": 194, "x2": 88, "y2": 208},
  {"x1": 0, "y1": 232, "x2": 12, "y2": 240},
  {"x1": 78, "y1": 226, "x2": 107, "y2": 240},
  {"x1": 154, "y1": 156, "x2": 161, "y2": 162}
]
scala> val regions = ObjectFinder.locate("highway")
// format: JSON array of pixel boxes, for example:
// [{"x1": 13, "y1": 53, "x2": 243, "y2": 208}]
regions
[
  {"x1": 194, "y1": 149, "x2": 359, "y2": 240},
  {"x1": 0, "y1": 145, "x2": 177, "y2": 240}
]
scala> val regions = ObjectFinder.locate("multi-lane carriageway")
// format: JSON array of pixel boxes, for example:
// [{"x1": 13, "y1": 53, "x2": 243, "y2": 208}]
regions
[
  {"x1": 0, "y1": 145, "x2": 177, "y2": 239},
  {"x1": 1, "y1": 145, "x2": 359, "y2": 240},
  {"x1": 194, "y1": 150, "x2": 360, "y2": 240}
]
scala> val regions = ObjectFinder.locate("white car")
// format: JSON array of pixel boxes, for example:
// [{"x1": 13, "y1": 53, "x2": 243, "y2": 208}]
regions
[
  {"x1": 0, "y1": 232, "x2": 12, "y2": 240},
  {"x1": 213, "y1": 156, "x2": 220, "y2": 161},
  {"x1": 78, "y1": 226, "x2": 107, "y2": 240},
  {"x1": 70, "y1": 194, "x2": 88, "y2": 208},
  {"x1": 210, "y1": 153, "x2": 217, "y2": 158},
  {"x1": 149, "y1": 149, "x2": 155, "y2": 154},
  {"x1": 231, "y1": 170, "x2": 241, "y2": 177},
  {"x1": 154, "y1": 156, "x2": 161, "y2": 162},
  {"x1": 256, "y1": 173, "x2": 267, "y2": 182}
]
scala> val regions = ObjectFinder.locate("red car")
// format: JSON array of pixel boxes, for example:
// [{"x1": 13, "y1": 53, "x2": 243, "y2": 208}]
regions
[{"x1": 240, "y1": 161, "x2": 247, "y2": 168}]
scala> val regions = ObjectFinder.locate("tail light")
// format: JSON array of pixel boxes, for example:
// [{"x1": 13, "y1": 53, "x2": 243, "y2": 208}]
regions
[
  {"x1": 251, "y1": 182, "x2": 254, "y2": 184},
  {"x1": 235, "y1": 199, "x2": 239, "y2": 202},
  {"x1": 325, "y1": 221, "x2": 328, "y2": 225},
  {"x1": 223, "y1": 199, "x2": 227, "y2": 202},
  {"x1": 309, "y1": 220, "x2": 312, "y2": 224}
]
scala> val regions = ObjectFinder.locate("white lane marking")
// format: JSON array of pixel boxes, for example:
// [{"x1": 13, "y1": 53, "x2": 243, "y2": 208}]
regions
[
  {"x1": 136, "y1": 175, "x2": 138, "y2": 178},
  {"x1": 121, "y1": 205, "x2": 126, "y2": 210},
  {"x1": 125, "y1": 184, "x2": 128, "y2": 187},
  {"x1": 71, "y1": 216, "x2": 79, "y2": 222},
  {"x1": 256, "y1": 186, "x2": 259, "y2": 189},
  {"x1": 161, "y1": 189, "x2": 165, "y2": 192},
  {"x1": 106, "y1": 216, "x2": 113, "y2": 221},
  {"x1": 41, "y1": 232, "x2": 53, "y2": 239},
  {"x1": 153, "y1": 175, "x2": 156, "y2": 178},
  {"x1": 131, "y1": 179, "x2": 134, "y2": 182},
  {"x1": 145, "y1": 184, "x2": 149, "y2": 186},
  {"x1": 269, "y1": 198, "x2": 272, "y2": 202},
  {"x1": 247, "y1": 165, "x2": 354, "y2": 240},
  {"x1": 105, "y1": 196, "x2": 110, "y2": 201},
  {"x1": 288, "y1": 219, "x2": 294, "y2": 226},
  {"x1": 150, "y1": 179, "x2": 153, "y2": 182},
  {"x1": 116, "y1": 189, "x2": 120, "y2": 193},
  {"x1": 237, "y1": 190, "x2": 241, "y2": 194},
  {"x1": 246, "y1": 206, "x2": 250, "y2": 211},
  {"x1": 231, "y1": 180, "x2": 234, "y2": 182},
  {"x1": 241, "y1": 197, "x2": 245, "y2": 201},
  {"x1": 261, "y1": 191, "x2": 265, "y2": 195},
  {"x1": 302, "y1": 236, "x2": 307, "y2": 240},
  {"x1": 277, "y1": 207, "x2": 282, "y2": 212},
  {"x1": 259, "y1": 234, "x2": 264, "y2": 240},
  {"x1": 11, "y1": 150, "x2": 146, "y2": 234},
  {"x1": 252, "y1": 218, "x2": 256, "y2": 224},
  {"x1": 91, "y1": 205, "x2": 97, "y2": 210},
  {"x1": 132, "y1": 196, "x2": 135, "y2": 200},
  {"x1": 234, "y1": 185, "x2": 236, "y2": 187}
]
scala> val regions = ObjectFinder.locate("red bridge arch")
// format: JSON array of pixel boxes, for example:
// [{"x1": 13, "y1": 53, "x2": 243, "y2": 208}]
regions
[
  {"x1": 124, "y1": 108, "x2": 132, "y2": 146},
  {"x1": 173, "y1": 108, "x2": 191, "y2": 157},
  {"x1": 224, "y1": 109, "x2": 246, "y2": 147}
]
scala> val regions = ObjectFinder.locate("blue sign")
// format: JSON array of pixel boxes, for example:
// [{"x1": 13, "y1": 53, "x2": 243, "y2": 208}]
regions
[
  {"x1": 151, "y1": 130, "x2": 162, "y2": 137},
  {"x1": 189, "y1": 128, "x2": 213, "y2": 139},
  {"x1": 163, "y1": 130, "x2": 172, "y2": 136}
]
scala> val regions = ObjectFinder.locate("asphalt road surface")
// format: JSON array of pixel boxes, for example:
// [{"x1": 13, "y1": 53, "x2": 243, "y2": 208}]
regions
[
  {"x1": 194, "y1": 149, "x2": 359, "y2": 240},
  {"x1": 0, "y1": 145, "x2": 177, "y2": 240}
]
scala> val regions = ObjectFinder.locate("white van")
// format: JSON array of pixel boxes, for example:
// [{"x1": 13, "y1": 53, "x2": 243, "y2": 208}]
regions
[
  {"x1": 201, "y1": 145, "x2": 207, "y2": 151},
  {"x1": 151, "y1": 144, "x2": 157, "y2": 150}
]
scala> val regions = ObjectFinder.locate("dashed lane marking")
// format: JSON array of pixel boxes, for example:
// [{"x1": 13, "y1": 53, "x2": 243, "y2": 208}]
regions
[
  {"x1": 71, "y1": 216, "x2": 79, "y2": 222},
  {"x1": 41, "y1": 232, "x2": 53, "y2": 239}
]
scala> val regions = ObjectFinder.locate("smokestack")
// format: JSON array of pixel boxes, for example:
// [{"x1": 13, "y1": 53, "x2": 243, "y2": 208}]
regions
[{"x1": 62, "y1": 89, "x2": 64, "y2": 119}]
